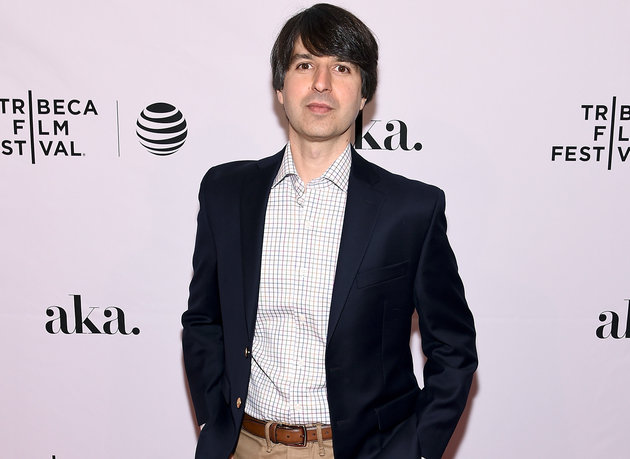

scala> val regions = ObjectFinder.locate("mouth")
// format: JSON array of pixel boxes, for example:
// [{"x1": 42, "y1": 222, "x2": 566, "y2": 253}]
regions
[{"x1": 306, "y1": 102, "x2": 333, "y2": 114}]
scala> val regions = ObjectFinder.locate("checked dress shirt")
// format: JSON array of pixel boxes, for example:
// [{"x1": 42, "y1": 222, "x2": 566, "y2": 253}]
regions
[{"x1": 244, "y1": 143, "x2": 351, "y2": 425}]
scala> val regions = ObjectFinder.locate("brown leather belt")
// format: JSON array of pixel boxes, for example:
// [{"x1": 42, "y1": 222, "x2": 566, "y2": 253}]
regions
[{"x1": 242, "y1": 413, "x2": 333, "y2": 447}]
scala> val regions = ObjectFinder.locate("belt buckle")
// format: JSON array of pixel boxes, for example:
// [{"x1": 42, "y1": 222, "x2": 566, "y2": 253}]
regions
[{"x1": 285, "y1": 424, "x2": 308, "y2": 447}]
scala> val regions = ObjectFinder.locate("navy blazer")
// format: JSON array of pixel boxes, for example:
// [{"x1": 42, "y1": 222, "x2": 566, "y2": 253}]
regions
[{"x1": 182, "y1": 147, "x2": 477, "y2": 459}]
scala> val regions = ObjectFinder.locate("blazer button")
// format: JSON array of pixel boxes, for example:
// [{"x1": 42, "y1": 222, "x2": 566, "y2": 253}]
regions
[
  {"x1": 244, "y1": 347, "x2": 250, "y2": 358},
  {"x1": 236, "y1": 397, "x2": 242, "y2": 409}
]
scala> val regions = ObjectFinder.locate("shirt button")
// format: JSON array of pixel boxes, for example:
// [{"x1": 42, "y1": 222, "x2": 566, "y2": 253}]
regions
[
  {"x1": 298, "y1": 314, "x2": 306, "y2": 323},
  {"x1": 236, "y1": 397, "x2": 242, "y2": 409},
  {"x1": 294, "y1": 403, "x2": 301, "y2": 411}
]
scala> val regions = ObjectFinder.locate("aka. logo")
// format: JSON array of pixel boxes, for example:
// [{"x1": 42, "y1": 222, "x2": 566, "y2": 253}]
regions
[
  {"x1": 136, "y1": 102, "x2": 188, "y2": 156},
  {"x1": 552, "y1": 96, "x2": 630, "y2": 170},
  {"x1": 45, "y1": 294, "x2": 140, "y2": 335},
  {"x1": 354, "y1": 111, "x2": 422, "y2": 151},
  {"x1": 596, "y1": 299, "x2": 630, "y2": 339}
]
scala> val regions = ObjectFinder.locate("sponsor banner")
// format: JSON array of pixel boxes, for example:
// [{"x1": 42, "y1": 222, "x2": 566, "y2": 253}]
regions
[
  {"x1": 1, "y1": 1, "x2": 629, "y2": 458},
  {"x1": 552, "y1": 97, "x2": 630, "y2": 169}
]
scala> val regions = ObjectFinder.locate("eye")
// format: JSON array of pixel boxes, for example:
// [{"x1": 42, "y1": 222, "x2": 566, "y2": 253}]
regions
[
  {"x1": 296, "y1": 62, "x2": 312, "y2": 70},
  {"x1": 335, "y1": 64, "x2": 351, "y2": 73}
]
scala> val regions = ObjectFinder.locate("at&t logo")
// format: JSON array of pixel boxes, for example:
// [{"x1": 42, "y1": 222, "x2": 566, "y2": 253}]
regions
[{"x1": 136, "y1": 102, "x2": 188, "y2": 155}]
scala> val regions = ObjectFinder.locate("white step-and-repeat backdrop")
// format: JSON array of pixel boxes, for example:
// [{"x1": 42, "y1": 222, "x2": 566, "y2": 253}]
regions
[{"x1": 1, "y1": 1, "x2": 628, "y2": 457}]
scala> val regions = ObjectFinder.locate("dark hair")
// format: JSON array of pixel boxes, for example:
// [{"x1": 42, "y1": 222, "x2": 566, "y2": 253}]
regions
[{"x1": 271, "y1": 3, "x2": 378, "y2": 102}]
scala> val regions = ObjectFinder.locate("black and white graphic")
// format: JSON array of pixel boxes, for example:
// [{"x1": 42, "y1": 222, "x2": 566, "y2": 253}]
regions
[
  {"x1": 45, "y1": 294, "x2": 140, "y2": 336},
  {"x1": 1, "y1": 91, "x2": 98, "y2": 164},
  {"x1": 354, "y1": 110, "x2": 422, "y2": 151},
  {"x1": 597, "y1": 299, "x2": 630, "y2": 339},
  {"x1": 552, "y1": 96, "x2": 630, "y2": 170},
  {"x1": 136, "y1": 102, "x2": 188, "y2": 156}
]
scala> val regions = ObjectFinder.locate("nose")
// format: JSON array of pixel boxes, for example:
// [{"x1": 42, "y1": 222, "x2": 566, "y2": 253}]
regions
[{"x1": 312, "y1": 67, "x2": 331, "y2": 93}]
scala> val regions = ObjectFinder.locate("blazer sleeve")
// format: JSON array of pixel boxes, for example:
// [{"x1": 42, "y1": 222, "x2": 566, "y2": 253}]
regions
[
  {"x1": 181, "y1": 171, "x2": 230, "y2": 429},
  {"x1": 414, "y1": 189, "x2": 478, "y2": 459}
]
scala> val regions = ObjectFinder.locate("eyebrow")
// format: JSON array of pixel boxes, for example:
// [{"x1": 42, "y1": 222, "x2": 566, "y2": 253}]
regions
[
  {"x1": 289, "y1": 53, "x2": 351, "y2": 66},
  {"x1": 289, "y1": 53, "x2": 313, "y2": 65}
]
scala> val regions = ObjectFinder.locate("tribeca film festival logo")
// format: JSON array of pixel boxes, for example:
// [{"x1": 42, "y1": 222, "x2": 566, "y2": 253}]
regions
[
  {"x1": 596, "y1": 298, "x2": 630, "y2": 339},
  {"x1": 552, "y1": 96, "x2": 630, "y2": 170},
  {"x1": 0, "y1": 91, "x2": 98, "y2": 164},
  {"x1": 354, "y1": 111, "x2": 422, "y2": 151},
  {"x1": 136, "y1": 102, "x2": 188, "y2": 156},
  {"x1": 45, "y1": 294, "x2": 139, "y2": 335}
]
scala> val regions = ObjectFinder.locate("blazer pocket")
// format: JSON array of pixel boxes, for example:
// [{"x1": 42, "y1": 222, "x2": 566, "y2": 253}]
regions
[
  {"x1": 356, "y1": 261, "x2": 409, "y2": 289},
  {"x1": 375, "y1": 387, "x2": 419, "y2": 431}
]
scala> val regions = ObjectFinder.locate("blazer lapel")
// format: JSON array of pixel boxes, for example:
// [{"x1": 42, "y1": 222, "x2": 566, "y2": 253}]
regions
[
  {"x1": 240, "y1": 150, "x2": 283, "y2": 340},
  {"x1": 327, "y1": 149, "x2": 384, "y2": 343}
]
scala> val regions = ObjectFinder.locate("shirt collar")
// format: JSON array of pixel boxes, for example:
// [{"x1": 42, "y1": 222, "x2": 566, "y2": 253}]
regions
[{"x1": 271, "y1": 143, "x2": 352, "y2": 192}]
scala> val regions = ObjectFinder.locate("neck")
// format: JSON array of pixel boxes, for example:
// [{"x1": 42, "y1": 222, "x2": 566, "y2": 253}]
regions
[{"x1": 289, "y1": 134, "x2": 350, "y2": 184}]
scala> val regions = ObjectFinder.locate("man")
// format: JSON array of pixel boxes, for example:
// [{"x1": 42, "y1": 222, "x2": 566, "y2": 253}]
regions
[{"x1": 182, "y1": 4, "x2": 477, "y2": 459}]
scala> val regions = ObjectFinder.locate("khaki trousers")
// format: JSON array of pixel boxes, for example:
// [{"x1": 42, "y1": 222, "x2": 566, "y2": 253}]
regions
[{"x1": 233, "y1": 427, "x2": 334, "y2": 459}]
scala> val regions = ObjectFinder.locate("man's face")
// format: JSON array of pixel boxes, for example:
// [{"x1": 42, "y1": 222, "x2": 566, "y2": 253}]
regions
[{"x1": 277, "y1": 38, "x2": 366, "y2": 147}]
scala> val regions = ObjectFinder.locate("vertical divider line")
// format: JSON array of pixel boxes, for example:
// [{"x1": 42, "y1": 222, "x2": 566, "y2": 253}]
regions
[
  {"x1": 28, "y1": 90, "x2": 35, "y2": 165},
  {"x1": 116, "y1": 100, "x2": 121, "y2": 157},
  {"x1": 607, "y1": 96, "x2": 617, "y2": 171}
]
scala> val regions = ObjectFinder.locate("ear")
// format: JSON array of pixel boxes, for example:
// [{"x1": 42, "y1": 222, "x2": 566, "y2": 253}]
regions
[
  {"x1": 276, "y1": 90, "x2": 284, "y2": 105},
  {"x1": 360, "y1": 97, "x2": 367, "y2": 111}
]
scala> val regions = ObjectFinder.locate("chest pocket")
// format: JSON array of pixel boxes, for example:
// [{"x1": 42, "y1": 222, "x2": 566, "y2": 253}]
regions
[{"x1": 356, "y1": 261, "x2": 408, "y2": 289}]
